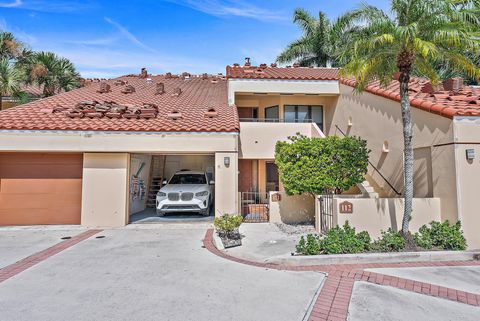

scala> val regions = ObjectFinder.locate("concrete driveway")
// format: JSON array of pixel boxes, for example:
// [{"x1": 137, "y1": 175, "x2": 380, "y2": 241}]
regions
[{"x1": 0, "y1": 225, "x2": 323, "y2": 321}]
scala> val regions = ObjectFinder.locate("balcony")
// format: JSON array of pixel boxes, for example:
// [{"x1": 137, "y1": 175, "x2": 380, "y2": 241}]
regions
[{"x1": 239, "y1": 118, "x2": 325, "y2": 159}]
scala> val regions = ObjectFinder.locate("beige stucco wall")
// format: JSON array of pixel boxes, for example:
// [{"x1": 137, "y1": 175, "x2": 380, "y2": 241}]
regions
[
  {"x1": 269, "y1": 192, "x2": 315, "y2": 224},
  {"x1": 452, "y1": 117, "x2": 480, "y2": 249},
  {"x1": 81, "y1": 153, "x2": 129, "y2": 227},
  {"x1": 332, "y1": 85, "x2": 458, "y2": 223},
  {"x1": 0, "y1": 131, "x2": 238, "y2": 153},
  {"x1": 318, "y1": 197, "x2": 441, "y2": 239},
  {"x1": 239, "y1": 122, "x2": 323, "y2": 159},
  {"x1": 228, "y1": 79, "x2": 339, "y2": 105},
  {"x1": 215, "y1": 152, "x2": 238, "y2": 216}
]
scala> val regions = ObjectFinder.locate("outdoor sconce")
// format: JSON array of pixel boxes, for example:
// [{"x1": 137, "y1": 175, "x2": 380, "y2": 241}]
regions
[
  {"x1": 382, "y1": 141, "x2": 389, "y2": 153},
  {"x1": 466, "y1": 149, "x2": 475, "y2": 161},
  {"x1": 348, "y1": 116, "x2": 353, "y2": 127},
  {"x1": 224, "y1": 156, "x2": 230, "y2": 168}
]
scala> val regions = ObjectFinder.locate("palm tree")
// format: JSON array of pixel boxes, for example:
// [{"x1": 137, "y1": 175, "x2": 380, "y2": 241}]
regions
[
  {"x1": 337, "y1": 0, "x2": 480, "y2": 244},
  {"x1": 0, "y1": 58, "x2": 22, "y2": 110},
  {"x1": 277, "y1": 9, "x2": 337, "y2": 67},
  {"x1": 0, "y1": 31, "x2": 23, "y2": 60},
  {"x1": 23, "y1": 51, "x2": 80, "y2": 97}
]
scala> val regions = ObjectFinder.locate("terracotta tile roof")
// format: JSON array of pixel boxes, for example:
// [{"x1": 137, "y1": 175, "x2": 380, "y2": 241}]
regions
[
  {"x1": 0, "y1": 74, "x2": 239, "y2": 133},
  {"x1": 226, "y1": 64, "x2": 340, "y2": 81},
  {"x1": 341, "y1": 77, "x2": 480, "y2": 118}
]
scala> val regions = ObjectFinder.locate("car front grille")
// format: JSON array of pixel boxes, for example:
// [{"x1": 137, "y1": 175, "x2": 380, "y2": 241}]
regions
[
  {"x1": 168, "y1": 193, "x2": 180, "y2": 201},
  {"x1": 181, "y1": 192, "x2": 194, "y2": 201},
  {"x1": 163, "y1": 205, "x2": 200, "y2": 210}
]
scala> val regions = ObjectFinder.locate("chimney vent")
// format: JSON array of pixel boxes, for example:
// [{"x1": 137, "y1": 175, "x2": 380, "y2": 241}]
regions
[
  {"x1": 140, "y1": 68, "x2": 148, "y2": 79},
  {"x1": 244, "y1": 57, "x2": 251, "y2": 66},
  {"x1": 172, "y1": 87, "x2": 182, "y2": 97},
  {"x1": 202, "y1": 73, "x2": 209, "y2": 80},
  {"x1": 167, "y1": 110, "x2": 182, "y2": 120},
  {"x1": 270, "y1": 63, "x2": 277, "y2": 68},
  {"x1": 165, "y1": 72, "x2": 172, "y2": 79},
  {"x1": 121, "y1": 85, "x2": 136, "y2": 94},
  {"x1": 155, "y1": 82, "x2": 165, "y2": 95},
  {"x1": 233, "y1": 63, "x2": 240, "y2": 67},
  {"x1": 293, "y1": 63, "x2": 300, "y2": 68},
  {"x1": 97, "y1": 82, "x2": 111, "y2": 93},
  {"x1": 259, "y1": 63, "x2": 268, "y2": 69},
  {"x1": 443, "y1": 77, "x2": 464, "y2": 92}
]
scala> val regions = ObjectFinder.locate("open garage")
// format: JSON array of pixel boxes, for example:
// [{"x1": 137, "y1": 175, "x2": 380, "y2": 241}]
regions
[
  {"x1": 0, "y1": 153, "x2": 83, "y2": 225},
  {"x1": 129, "y1": 154, "x2": 216, "y2": 223}
]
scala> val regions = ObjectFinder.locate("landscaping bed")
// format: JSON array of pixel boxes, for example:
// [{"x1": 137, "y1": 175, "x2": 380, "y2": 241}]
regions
[{"x1": 293, "y1": 221, "x2": 470, "y2": 260}]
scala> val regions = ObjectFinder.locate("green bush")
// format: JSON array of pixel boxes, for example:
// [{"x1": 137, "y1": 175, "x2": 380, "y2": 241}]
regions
[
  {"x1": 214, "y1": 214, "x2": 243, "y2": 233},
  {"x1": 414, "y1": 221, "x2": 466, "y2": 250},
  {"x1": 371, "y1": 229, "x2": 405, "y2": 252},
  {"x1": 296, "y1": 222, "x2": 371, "y2": 255},
  {"x1": 296, "y1": 234, "x2": 321, "y2": 255}
]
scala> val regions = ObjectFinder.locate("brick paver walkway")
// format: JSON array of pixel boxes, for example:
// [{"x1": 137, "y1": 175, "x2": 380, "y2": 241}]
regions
[
  {"x1": 203, "y1": 229, "x2": 480, "y2": 321},
  {"x1": 0, "y1": 229, "x2": 102, "y2": 283}
]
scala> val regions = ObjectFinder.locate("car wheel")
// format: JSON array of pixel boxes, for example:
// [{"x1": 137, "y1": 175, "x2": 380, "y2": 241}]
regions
[{"x1": 156, "y1": 210, "x2": 165, "y2": 217}]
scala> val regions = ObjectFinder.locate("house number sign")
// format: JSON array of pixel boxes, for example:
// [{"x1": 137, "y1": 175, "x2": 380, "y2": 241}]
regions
[{"x1": 339, "y1": 201, "x2": 353, "y2": 214}]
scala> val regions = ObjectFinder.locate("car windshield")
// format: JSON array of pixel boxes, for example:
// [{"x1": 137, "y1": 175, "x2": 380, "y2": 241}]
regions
[{"x1": 169, "y1": 174, "x2": 207, "y2": 184}]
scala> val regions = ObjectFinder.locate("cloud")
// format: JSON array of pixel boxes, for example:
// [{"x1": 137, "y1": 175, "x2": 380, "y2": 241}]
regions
[
  {"x1": 0, "y1": 0, "x2": 22, "y2": 8},
  {"x1": 104, "y1": 17, "x2": 157, "y2": 52},
  {"x1": 165, "y1": 0, "x2": 287, "y2": 21},
  {"x1": 0, "y1": 0, "x2": 95, "y2": 12}
]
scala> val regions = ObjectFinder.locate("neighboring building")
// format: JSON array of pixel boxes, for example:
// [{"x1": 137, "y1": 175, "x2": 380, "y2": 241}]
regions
[
  {"x1": 1, "y1": 84, "x2": 44, "y2": 110},
  {"x1": 0, "y1": 62, "x2": 479, "y2": 249}
]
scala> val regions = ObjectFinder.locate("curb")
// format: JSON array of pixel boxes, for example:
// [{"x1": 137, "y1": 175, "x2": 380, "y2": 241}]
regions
[{"x1": 266, "y1": 250, "x2": 480, "y2": 266}]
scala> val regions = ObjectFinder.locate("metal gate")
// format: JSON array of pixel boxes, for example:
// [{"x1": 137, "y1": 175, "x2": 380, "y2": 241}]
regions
[
  {"x1": 318, "y1": 192, "x2": 334, "y2": 233},
  {"x1": 240, "y1": 192, "x2": 269, "y2": 223}
]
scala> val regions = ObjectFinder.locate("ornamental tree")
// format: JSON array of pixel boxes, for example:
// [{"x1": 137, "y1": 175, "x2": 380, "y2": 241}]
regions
[{"x1": 275, "y1": 135, "x2": 369, "y2": 197}]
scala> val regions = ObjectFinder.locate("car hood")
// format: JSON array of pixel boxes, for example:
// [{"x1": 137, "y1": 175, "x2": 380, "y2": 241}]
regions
[{"x1": 159, "y1": 184, "x2": 210, "y2": 194}]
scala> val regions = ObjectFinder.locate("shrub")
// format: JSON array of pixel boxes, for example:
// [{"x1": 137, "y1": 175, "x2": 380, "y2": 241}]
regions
[
  {"x1": 296, "y1": 222, "x2": 371, "y2": 255},
  {"x1": 296, "y1": 234, "x2": 321, "y2": 255},
  {"x1": 414, "y1": 221, "x2": 466, "y2": 250},
  {"x1": 371, "y1": 229, "x2": 405, "y2": 252},
  {"x1": 214, "y1": 214, "x2": 242, "y2": 235}
]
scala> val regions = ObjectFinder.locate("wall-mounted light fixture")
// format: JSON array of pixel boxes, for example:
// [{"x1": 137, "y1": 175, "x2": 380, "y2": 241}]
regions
[
  {"x1": 348, "y1": 116, "x2": 353, "y2": 127},
  {"x1": 466, "y1": 149, "x2": 475, "y2": 161},
  {"x1": 382, "y1": 141, "x2": 389, "y2": 153},
  {"x1": 224, "y1": 156, "x2": 231, "y2": 167}
]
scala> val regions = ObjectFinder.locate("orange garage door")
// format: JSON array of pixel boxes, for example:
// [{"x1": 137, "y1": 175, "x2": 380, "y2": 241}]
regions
[{"x1": 0, "y1": 153, "x2": 82, "y2": 225}]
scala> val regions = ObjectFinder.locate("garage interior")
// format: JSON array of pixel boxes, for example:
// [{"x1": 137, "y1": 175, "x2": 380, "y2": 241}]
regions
[{"x1": 129, "y1": 154, "x2": 215, "y2": 223}]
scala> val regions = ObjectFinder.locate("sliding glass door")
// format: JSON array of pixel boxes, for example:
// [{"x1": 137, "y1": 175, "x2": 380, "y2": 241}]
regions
[{"x1": 284, "y1": 105, "x2": 323, "y2": 130}]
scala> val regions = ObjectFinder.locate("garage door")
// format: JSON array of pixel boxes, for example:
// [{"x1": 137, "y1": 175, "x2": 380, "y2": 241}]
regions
[{"x1": 0, "y1": 153, "x2": 83, "y2": 225}]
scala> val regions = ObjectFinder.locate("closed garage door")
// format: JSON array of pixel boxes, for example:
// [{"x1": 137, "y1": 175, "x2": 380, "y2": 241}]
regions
[{"x1": 0, "y1": 153, "x2": 82, "y2": 225}]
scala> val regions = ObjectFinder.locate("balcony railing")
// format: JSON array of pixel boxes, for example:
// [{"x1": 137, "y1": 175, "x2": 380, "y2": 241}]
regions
[{"x1": 239, "y1": 118, "x2": 314, "y2": 123}]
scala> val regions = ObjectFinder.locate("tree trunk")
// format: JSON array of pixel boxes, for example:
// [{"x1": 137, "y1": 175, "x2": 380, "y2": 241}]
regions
[{"x1": 399, "y1": 76, "x2": 414, "y2": 235}]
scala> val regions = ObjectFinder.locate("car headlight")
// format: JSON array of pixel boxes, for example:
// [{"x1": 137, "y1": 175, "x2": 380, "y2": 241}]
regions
[
  {"x1": 157, "y1": 192, "x2": 167, "y2": 197},
  {"x1": 195, "y1": 191, "x2": 209, "y2": 197}
]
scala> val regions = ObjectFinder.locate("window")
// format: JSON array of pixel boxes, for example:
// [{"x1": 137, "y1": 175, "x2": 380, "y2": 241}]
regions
[
  {"x1": 266, "y1": 162, "x2": 279, "y2": 192},
  {"x1": 284, "y1": 105, "x2": 323, "y2": 130},
  {"x1": 265, "y1": 105, "x2": 279, "y2": 122}
]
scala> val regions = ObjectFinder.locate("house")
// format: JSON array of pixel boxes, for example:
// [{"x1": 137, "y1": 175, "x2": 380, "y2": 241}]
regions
[{"x1": 0, "y1": 61, "x2": 479, "y2": 248}]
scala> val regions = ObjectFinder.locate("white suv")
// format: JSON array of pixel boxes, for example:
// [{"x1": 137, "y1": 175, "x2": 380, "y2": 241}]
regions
[{"x1": 156, "y1": 171, "x2": 214, "y2": 216}]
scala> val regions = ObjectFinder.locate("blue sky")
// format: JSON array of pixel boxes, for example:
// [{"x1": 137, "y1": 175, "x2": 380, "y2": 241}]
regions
[{"x1": 0, "y1": 0, "x2": 390, "y2": 78}]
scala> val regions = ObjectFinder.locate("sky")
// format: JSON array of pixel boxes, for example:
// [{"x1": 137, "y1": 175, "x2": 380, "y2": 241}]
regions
[{"x1": 0, "y1": 0, "x2": 390, "y2": 78}]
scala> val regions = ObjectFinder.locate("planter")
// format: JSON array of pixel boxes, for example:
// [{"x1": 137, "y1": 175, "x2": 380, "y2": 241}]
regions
[{"x1": 218, "y1": 229, "x2": 242, "y2": 248}]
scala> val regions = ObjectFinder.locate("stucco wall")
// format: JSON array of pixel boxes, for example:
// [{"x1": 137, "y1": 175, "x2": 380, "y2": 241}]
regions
[
  {"x1": 239, "y1": 122, "x2": 322, "y2": 159},
  {"x1": 163, "y1": 155, "x2": 215, "y2": 180},
  {"x1": 332, "y1": 85, "x2": 458, "y2": 223},
  {"x1": 269, "y1": 192, "x2": 315, "y2": 224},
  {"x1": 453, "y1": 117, "x2": 480, "y2": 249},
  {"x1": 81, "y1": 153, "x2": 129, "y2": 227},
  {"x1": 319, "y1": 197, "x2": 441, "y2": 239},
  {"x1": 215, "y1": 152, "x2": 238, "y2": 216}
]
